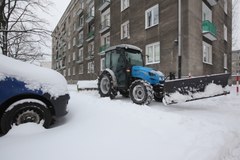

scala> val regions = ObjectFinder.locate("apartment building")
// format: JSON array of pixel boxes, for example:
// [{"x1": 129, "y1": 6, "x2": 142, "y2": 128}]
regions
[
  {"x1": 52, "y1": 0, "x2": 232, "y2": 82},
  {"x1": 232, "y1": 50, "x2": 240, "y2": 75}
]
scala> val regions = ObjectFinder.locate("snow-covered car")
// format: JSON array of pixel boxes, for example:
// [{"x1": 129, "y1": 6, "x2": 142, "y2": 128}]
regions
[{"x1": 0, "y1": 54, "x2": 69, "y2": 135}]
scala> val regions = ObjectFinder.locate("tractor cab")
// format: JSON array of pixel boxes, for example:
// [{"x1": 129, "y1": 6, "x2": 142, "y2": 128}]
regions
[{"x1": 104, "y1": 44, "x2": 144, "y2": 88}]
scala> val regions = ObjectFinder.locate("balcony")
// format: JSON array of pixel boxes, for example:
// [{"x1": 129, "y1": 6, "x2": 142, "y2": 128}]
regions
[
  {"x1": 99, "y1": 19, "x2": 110, "y2": 34},
  {"x1": 99, "y1": 0, "x2": 110, "y2": 11},
  {"x1": 86, "y1": 31, "x2": 95, "y2": 42},
  {"x1": 99, "y1": 44, "x2": 110, "y2": 55},
  {"x1": 206, "y1": 0, "x2": 218, "y2": 6},
  {"x1": 202, "y1": 20, "x2": 217, "y2": 41},
  {"x1": 85, "y1": 51, "x2": 94, "y2": 60},
  {"x1": 77, "y1": 24, "x2": 84, "y2": 31},
  {"x1": 86, "y1": 10, "x2": 94, "y2": 23},
  {"x1": 77, "y1": 39, "x2": 84, "y2": 48},
  {"x1": 77, "y1": 8, "x2": 83, "y2": 16},
  {"x1": 76, "y1": 56, "x2": 84, "y2": 64}
]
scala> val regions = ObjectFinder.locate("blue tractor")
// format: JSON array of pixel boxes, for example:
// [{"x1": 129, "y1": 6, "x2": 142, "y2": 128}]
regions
[{"x1": 98, "y1": 44, "x2": 230, "y2": 105}]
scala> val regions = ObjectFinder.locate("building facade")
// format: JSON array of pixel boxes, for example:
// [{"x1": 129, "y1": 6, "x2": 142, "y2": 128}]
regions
[
  {"x1": 232, "y1": 50, "x2": 240, "y2": 75},
  {"x1": 52, "y1": 0, "x2": 232, "y2": 82}
]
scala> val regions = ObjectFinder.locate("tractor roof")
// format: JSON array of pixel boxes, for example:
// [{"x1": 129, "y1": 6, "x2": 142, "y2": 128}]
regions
[{"x1": 105, "y1": 44, "x2": 142, "y2": 53}]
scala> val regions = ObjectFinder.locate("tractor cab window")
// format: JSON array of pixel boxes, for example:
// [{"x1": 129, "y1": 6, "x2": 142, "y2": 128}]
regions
[
  {"x1": 125, "y1": 49, "x2": 143, "y2": 66},
  {"x1": 105, "y1": 50, "x2": 120, "y2": 72}
]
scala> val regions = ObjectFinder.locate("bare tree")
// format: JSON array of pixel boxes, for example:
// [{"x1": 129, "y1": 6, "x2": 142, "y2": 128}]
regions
[{"x1": 0, "y1": 0, "x2": 52, "y2": 61}]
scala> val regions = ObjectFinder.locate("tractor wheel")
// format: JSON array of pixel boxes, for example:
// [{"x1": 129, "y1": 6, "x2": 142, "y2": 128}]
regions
[
  {"x1": 98, "y1": 71, "x2": 117, "y2": 99},
  {"x1": 129, "y1": 80, "x2": 153, "y2": 105},
  {"x1": 0, "y1": 100, "x2": 52, "y2": 135},
  {"x1": 154, "y1": 92, "x2": 163, "y2": 102}
]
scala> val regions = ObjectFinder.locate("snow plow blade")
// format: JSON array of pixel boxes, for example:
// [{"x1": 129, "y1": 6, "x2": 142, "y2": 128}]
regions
[{"x1": 163, "y1": 73, "x2": 230, "y2": 105}]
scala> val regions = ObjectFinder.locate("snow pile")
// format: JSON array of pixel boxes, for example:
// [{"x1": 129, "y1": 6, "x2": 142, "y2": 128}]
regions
[
  {"x1": 164, "y1": 83, "x2": 228, "y2": 104},
  {"x1": 0, "y1": 54, "x2": 68, "y2": 98},
  {"x1": 77, "y1": 80, "x2": 98, "y2": 90}
]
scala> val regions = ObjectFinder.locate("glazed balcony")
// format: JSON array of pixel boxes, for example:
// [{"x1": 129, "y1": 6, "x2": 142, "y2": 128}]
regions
[
  {"x1": 99, "y1": 0, "x2": 110, "y2": 11},
  {"x1": 202, "y1": 20, "x2": 217, "y2": 41}
]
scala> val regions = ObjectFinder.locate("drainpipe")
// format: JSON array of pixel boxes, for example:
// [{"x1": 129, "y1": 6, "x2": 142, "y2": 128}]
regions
[{"x1": 178, "y1": 0, "x2": 182, "y2": 79}]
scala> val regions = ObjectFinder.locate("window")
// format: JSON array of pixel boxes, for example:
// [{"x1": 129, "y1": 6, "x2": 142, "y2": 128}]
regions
[
  {"x1": 88, "y1": 61, "x2": 94, "y2": 73},
  {"x1": 203, "y1": 41, "x2": 212, "y2": 64},
  {"x1": 63, "y1": 69, "x2": 66, "y2": 77},
  {"x1": 73, "y1": 52, "x2": 76, "y2": 61},
  {"x1": 79, "y1": 16, "x2": 84, "y2": 27},
  {"x1": 68, "y1": 41, "x2": 71, "y2": 49},
  {"x1": 146, "y1": 42, "x2": 160, "y2": 65},
  {"x1": 73, "y1": 67, "x2": 76, "y2": 75},
  {"x1": 145, "y1": 4, "x2": 159, "y2": 29},
  {"x1": 79, "y1": 64, "x2": 83, "y2": 74},
  {"x1": 78, "y1": 48, "x2": 83, "y2": 62},
  {"x1": 73, "y1": 37, "x2": 76, "y2": 46},
  {"x1": 68, "y1": 55, "x2": 71, "y2": 63},
  {"x1": 73, "y1": 23, "x2": 76, "y2": 31},
  {"x1": 101, "y1": 32, "x2": 110, "y2": 47},
  {"x1": 121, "y1": 0, "x2": 129, "y2": 11},
  {"x1": 68, "y1": 68, "x2": 71, "y2": 76},
  {"x1": 101, "y1": 58, "x2": 105, "y2": 71},
  {"x1": 121, "y1": 21, "x2": 130, "y2": 39},
  {"x1": 224, "y1": 53, "x2": 227, "y2": 69},
  {"x1": 202, "y1": 2, "x2": 212, "y2": 22},
  {"x1": 224, "y1": 0, "x2": 227, "y2": 14},
  {"x1": 224, "y1": 25, "x2": 227, "y2": 41},
  {"x1": 88, "y1": 42, "x2": 94, "y2": 56}
]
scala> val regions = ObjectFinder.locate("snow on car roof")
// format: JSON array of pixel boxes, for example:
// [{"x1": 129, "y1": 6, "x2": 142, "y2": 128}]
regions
[
  {"x1": 105, "y1": 44, "x2": 142, "y2": 53},
  {"x1": 0, "y1": 54, "x2": 68, "y2": 98}
]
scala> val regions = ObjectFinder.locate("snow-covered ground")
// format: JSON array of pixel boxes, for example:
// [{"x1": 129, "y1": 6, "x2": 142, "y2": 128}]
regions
[{"x1": 0, "y1": 85, "x2": 240, "y2": 160}]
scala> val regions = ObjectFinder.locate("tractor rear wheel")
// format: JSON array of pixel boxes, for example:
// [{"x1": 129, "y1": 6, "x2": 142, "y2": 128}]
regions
[
  {"x1": 129, "y1": 80, "x2": 153, "y2": 105},
  {"x1": 98, "y1": 71, "x2": 117, "y2": 99}
]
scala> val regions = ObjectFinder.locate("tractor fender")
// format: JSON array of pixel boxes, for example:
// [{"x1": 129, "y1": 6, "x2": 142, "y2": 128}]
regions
[{"x1": 104, "y1": 68, "x2": 117, "y2": 87}]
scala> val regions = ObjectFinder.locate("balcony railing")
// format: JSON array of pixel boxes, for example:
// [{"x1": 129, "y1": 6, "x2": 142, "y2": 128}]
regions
[
  {"x1": 202, "y1": 20, "x2": 217, "y2": 41},
  {"x1": 99, "y1": 19, "x2": 110, "y2": 33},
  {"x1": 86, "y1": 10, "x2": 94, "y2": 23},
  {"x1": 77, "y1": 8, "x2": 83, "y2": 16},
  {"x1": 206, "y1": 0, "x2": 218, "y2": 6},
  {"x1": 99, "y1": 0, "x2": 110, "y2": 11},
  {"x1": 76, "y1": 56, "x2": 84, "y2": 64},
  {"x1": 99, "y1": 44, "x2": 110, "y2": 53},
  {"x1": 77, "y1": 24, "x2": 84, "y2": 31},
  {"x1": 86, "y1": 31, "x2": 95, "y2": 42}
]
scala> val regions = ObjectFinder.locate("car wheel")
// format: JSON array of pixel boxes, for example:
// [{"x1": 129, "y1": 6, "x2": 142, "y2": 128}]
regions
[{"x1": 0, "y1": 99, "x2": 52, "y2": 135}]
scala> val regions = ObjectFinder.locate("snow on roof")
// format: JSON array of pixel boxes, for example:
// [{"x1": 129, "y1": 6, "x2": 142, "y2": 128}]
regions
[
  {"x1": 0, "y1": 54, "x2": 68, "y2": 98},
  {"x1": 105, "y1": 44, "x2": 142, "y2": 53}
]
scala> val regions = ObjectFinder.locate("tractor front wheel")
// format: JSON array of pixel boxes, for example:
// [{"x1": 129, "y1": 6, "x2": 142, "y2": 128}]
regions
[{"x1": 129, "y1": 80, "x2": 153, "y2": 105}]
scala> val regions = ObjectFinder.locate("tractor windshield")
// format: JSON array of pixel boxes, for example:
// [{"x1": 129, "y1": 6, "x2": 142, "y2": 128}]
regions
[{"x1": 125, "y1": 50, "x2": 143, "y2": 66}]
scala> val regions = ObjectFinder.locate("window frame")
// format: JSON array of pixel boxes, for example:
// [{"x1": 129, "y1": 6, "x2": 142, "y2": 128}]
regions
[
  {"x1": 145, "y1": 4, "x2": 159, "y2": 29},
  {"x1": 145, "y1": 42, "x2": 160, "y2": 65},
  {"x1": 121, "y1": 20, "x2": 130, "y2": 39},
  {"x1": 202, "y1": 41, "x2": 213, "y2": 65},
  {"x1": 121, "y1": 0, "x2": 129, "y2": 12}
]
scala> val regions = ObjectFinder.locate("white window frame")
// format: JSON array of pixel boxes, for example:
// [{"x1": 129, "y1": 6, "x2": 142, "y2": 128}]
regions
[
  {"x1": 202, "y1": 2, "x2": 212, "y2": 22},
  {"x1": 68, "y1": 55, "x2": 71, "y2": 63},
  {"x1": 121, "y1": 0, "x2": 129, "y2": 12},
  {"x1": 101, "y1": 32, "x2": 110, "y2": 46},
  {"x1": 73, "y1": 37, "x2": 76, "y2": 46},
  {"x1": 73, "y1": 52, "x2": 76, "y2": 61},
  {"x1": 224, "y1": 25, "x2": 227, "y2": 41},
  {"x1": 224, "y1": 53, "x2": 227, "y2": 69},
  {"x1": 63, "y1": 69, "x2": 66, "y2": 77},
  {"x1": 121, "y1": 20, "x2": 130, "y2": 39},
  {"x1": 88, "y1": 61, "x2": 94, "y2": 73},
  {"x1": 100, "y1": 58, "x2": 105, "y2": 71},
  {"x1": 79, "y1": 64, "x2": 83, "y2": 74},
  {"x1": 224, "y1": 0, "x2": 227, "y2": 14},
  {"x1": 145, "y1": 42, "x2": 160, "y2": 65},
  {"x1": 68, "y1": 68, "x2": 71, "y2": 76},
  {"x1": 78, "y1": 48, "x2": 84, "y2": 62},
  {"x1": 145, "y1": 4, "x2": 159, "y2": 29},
  {"x1": 73, "y1": 66, "x2": 76, "y2": 75},
  {"x1": 68, "y1": 41, "x2": 71, "y2": 50},
  {"x1": 202, "y1": 41, "x2": 212, "y2": 65}
]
